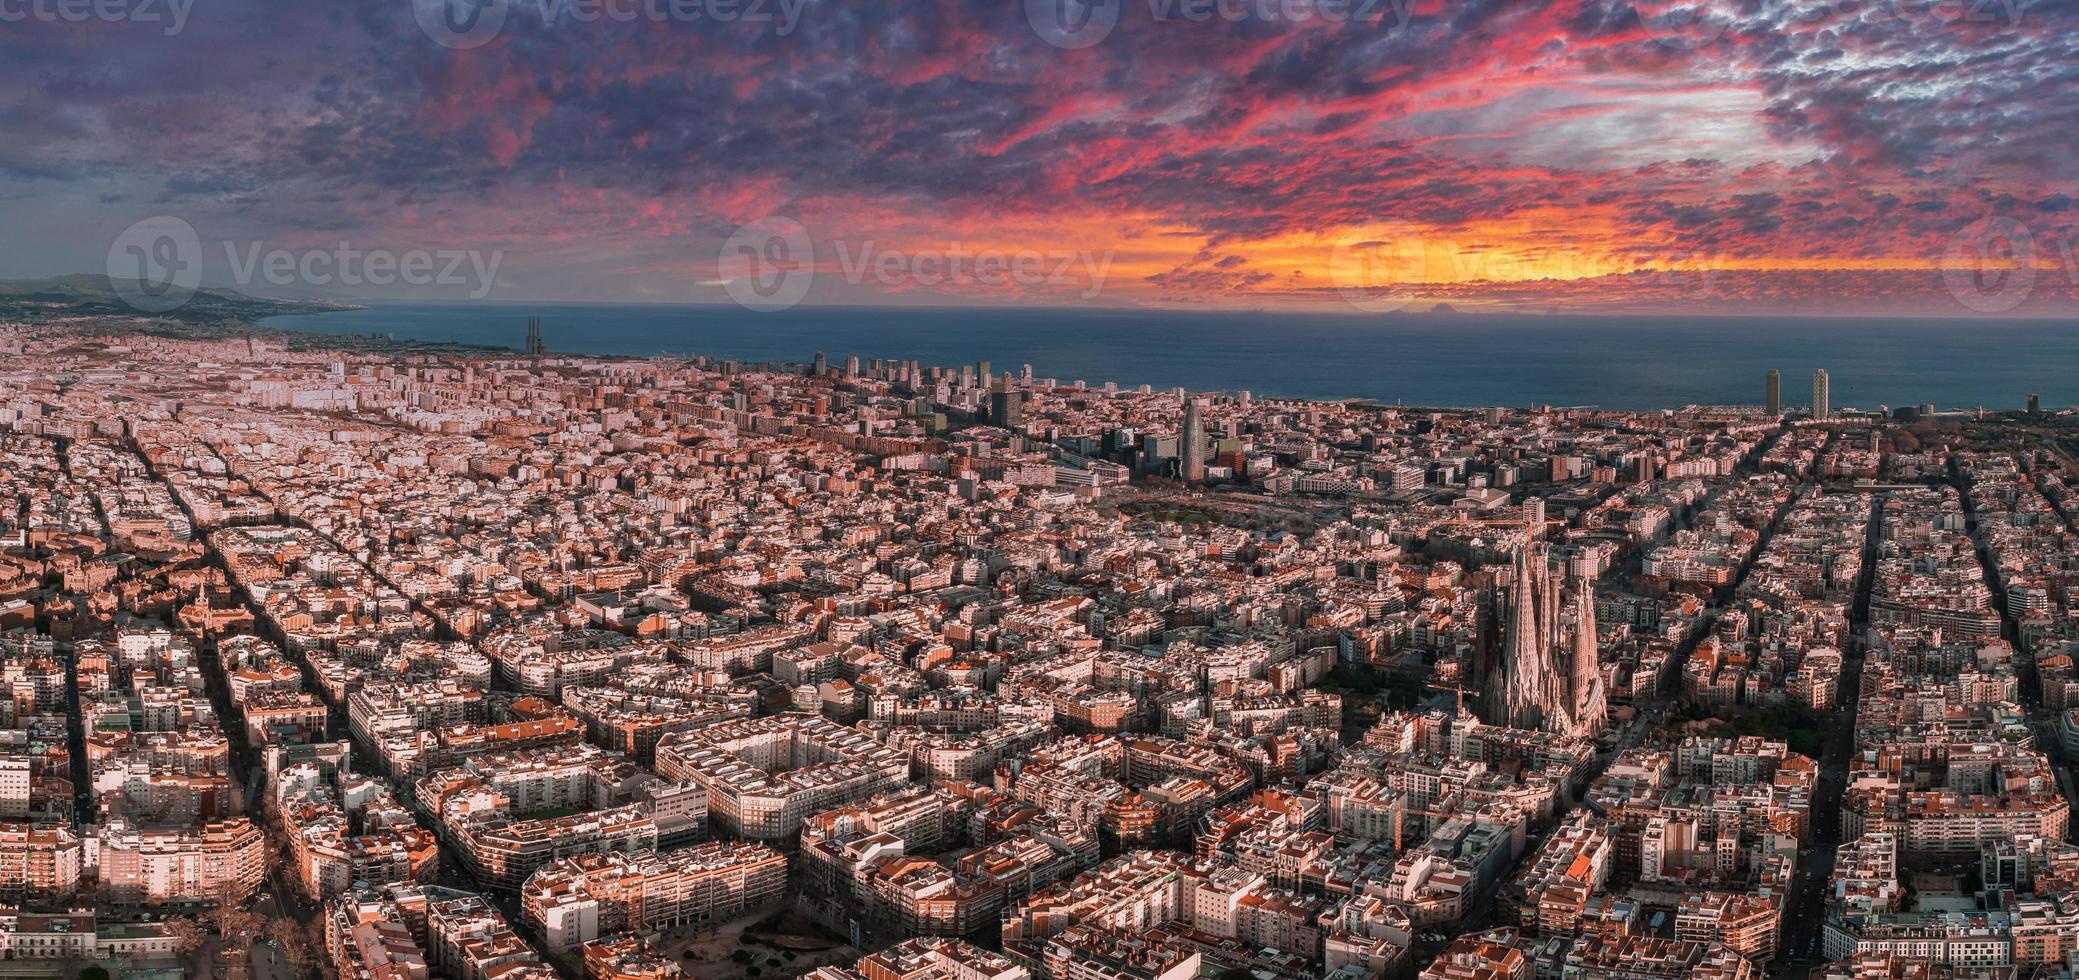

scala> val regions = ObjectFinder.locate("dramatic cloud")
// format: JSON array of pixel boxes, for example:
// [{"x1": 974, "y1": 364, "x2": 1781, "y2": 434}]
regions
[{"x1": 3, "y1": 0, "x2": 2076, "y2": 314}]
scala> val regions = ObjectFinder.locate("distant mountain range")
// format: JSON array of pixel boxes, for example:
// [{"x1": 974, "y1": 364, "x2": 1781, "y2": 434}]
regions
[{"x1": 0, "y1": 274, "x2": 357, "y2": 323}]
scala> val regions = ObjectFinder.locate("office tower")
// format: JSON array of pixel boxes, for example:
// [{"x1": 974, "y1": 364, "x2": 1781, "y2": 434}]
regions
[
  {"x1": 845, "y1": 356, "x2": 859, "y2": 378},
  {"x1": 1178, "y1": 397, "x2": 1207, "y2": 482},
  {"x1": 524, "y1": 317, "x2": 545, "y2": 356},
  {"x1": 1765, "y1": 368, "x2": 1780, "y2": 416},
  {"x1": 990, "y1": 381, "x2": 1024, "y2": 430},
  {"x1": 1812, "y1": 369, "x2": 1830, "y2": 419},
  {"x1": 975, "y1": 361, "x2": 990, "y2": 387},
  {"x1": 812, "y1": 351, "x2": 826, "y2": 376},
  {"x1": 2028, "y1": 393, "x2": 2040, "y2": 414}
]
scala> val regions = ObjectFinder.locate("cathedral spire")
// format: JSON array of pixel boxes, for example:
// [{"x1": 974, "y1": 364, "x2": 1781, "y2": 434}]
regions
[
  {"x1": 1484, "y1": 518, "x2": 1607, "y2": 739},
  {"x1": 1569, "y1": 573, "x2": 1606, "y2": 739},
  {"x1": 1498, "y1": 530, "x2": 1552, "y2": 731}
]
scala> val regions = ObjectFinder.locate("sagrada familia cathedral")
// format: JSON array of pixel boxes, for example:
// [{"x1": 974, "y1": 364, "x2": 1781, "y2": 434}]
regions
[{"x1": 1479, "y1": 530, "x2": 1607, "y2": 740}]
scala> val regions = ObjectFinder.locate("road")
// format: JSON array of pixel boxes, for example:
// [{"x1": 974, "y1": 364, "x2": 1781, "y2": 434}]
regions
[
  {"x1": 138, "y1": 417, "x2": 566, "y2": 963},
  {"x1": 1956, "y1": 459, "x2": 2079, "y2": 843},
  {"x1": 53, "y1": 437, "x2": 100, "y2": 827},
  {"x1": 1768, "y1": 488, "x2": 1881, "y2": 977},
  {"x1": 117, "y1": 429, "x2": 346, "y2": 959},
  {"x1": 251, "y1": 942, "x2": 291, "y2": 980}
]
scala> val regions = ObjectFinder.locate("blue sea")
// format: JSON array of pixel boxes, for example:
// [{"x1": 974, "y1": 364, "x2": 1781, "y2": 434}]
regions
[{"x1": 262, "y1": 302, "x2": 2079, "y2": 413}]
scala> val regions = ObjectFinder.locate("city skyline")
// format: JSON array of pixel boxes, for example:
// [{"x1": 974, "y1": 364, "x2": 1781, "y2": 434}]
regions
[
  {"x1": 0, "y1": 316, "x2": 2074, "y2": 980},
  {"x1": 5, "y1": 1, "x2": 2079, "y2": 978}
]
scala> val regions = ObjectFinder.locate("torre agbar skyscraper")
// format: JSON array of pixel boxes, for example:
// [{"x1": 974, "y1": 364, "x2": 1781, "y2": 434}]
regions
[
  {"x1": 1179, "y1": 397, "x2": 1207, "y2": 483},
  {"x1": 1485, "y1": 527, "x2": 1606, "y2": 739}
]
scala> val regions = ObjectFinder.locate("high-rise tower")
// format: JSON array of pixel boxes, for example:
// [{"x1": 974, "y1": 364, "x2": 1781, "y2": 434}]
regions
[
  {"x1": 1812, "y1": 369, "x2": 1830, "y2": 419},
  {"x1": 990, "y1": 380, "x2": 1025, "y2": 430},
  {"x1": 1765, "y1": 368, "x2": 1781, "y2": 416},
  {"x1": 524, "y1": 317, "x2": 545, "y2": 356},
  {"x1": 1179, "y1": 397, "x2": 1207, "y2": 483}
]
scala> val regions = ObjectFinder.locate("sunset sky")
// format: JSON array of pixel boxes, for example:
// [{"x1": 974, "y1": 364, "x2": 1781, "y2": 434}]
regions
[{"x1": 3, "y1": 0, "x2": 2076, "y2": 314}]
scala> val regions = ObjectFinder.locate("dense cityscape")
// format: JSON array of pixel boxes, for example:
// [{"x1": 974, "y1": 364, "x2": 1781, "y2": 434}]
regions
[{"x1": 0, "y1": 315, "x2": 2071, "y2": 980}]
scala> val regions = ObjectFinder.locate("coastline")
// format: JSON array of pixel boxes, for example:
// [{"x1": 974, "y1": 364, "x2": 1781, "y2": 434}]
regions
[{"x1": 256, "y1": 302, "x2": 2079, "y2": 414}]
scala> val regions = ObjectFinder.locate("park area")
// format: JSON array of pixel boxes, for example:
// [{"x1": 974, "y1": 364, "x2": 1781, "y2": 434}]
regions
[{"x1": 656, "y1": 908, "x2": 862, "y2": 979}]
